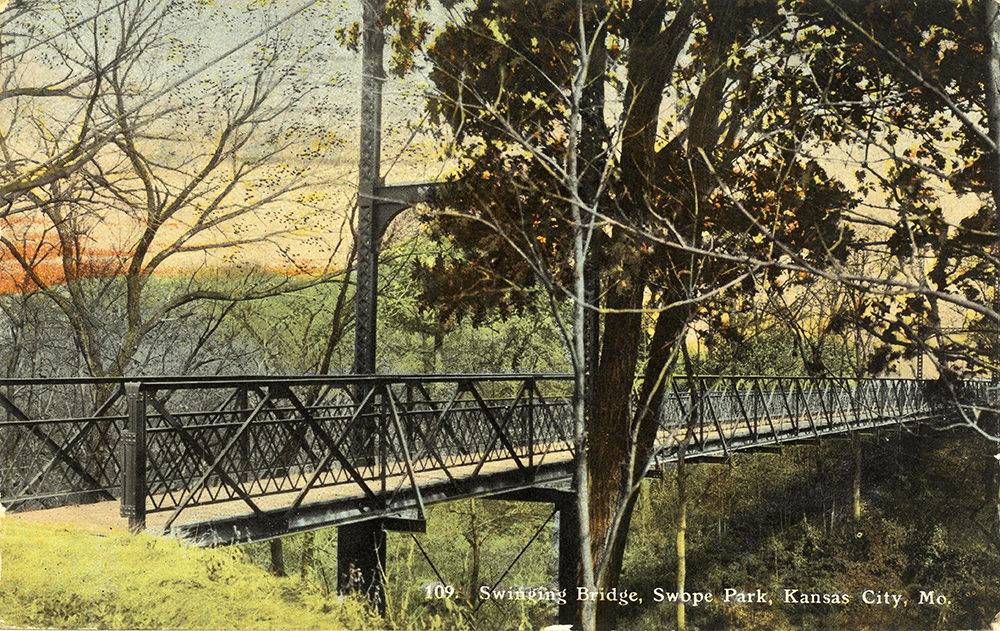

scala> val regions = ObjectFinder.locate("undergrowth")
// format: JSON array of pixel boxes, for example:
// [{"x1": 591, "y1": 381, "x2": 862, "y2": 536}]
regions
[{"x1": 0, "y1": 518, "x2": 379, "y2": 630}]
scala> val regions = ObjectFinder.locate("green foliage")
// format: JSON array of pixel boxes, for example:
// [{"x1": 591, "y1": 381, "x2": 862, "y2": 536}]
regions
[
  {"x1": 241, "y1": 499, "x2": 562, "y2": 631},
  {"x1": 788, "y1": 0, "x2": 1000, "y2": 378},
  {"x1": 619, "y1": 434, "x2": 1000, "y2": 631},
  {"x1": 222, "y1": 273, "x2": 355, "y2": 374},
  {"x1": 420, "y1": 0, "x2": 860, "y2": 328},
  {"x1": 0, "y1": 519, "x2": 377, "y2": 630},
  {"x1": 384, "y1": 499, "x2": 560, "y2": 631},
  {"x1": 380, "y1": 238, "x2": 570, "y2": 374},
  {"x1": 697, "y1": 326, "x2": 808, "y2": 377},
  {"x1": 695, "y1": 313, "x2": 868, "y2": 378},
  {"x1": 209, "y1": 235, "x2": 568, "y2": 376},
  {"x1": 334, "y1": 0, "x2": 432, "y2": 77}
]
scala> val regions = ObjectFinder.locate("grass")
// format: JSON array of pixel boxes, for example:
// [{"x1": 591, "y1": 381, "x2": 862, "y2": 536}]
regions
[{"x1": 0, "y1": 518, "x2": 379, "y2": 630}]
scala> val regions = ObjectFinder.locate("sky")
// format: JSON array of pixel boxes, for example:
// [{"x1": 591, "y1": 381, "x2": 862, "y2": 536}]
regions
[{"x1": 0, "y1": 0, "x2": 453, "y2": 286}]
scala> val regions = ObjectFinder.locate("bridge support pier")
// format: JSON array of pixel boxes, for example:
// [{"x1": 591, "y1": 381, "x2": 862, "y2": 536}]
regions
[
  {"x1": 337, "y1": 519, "x2": 387, "y2": 613},
  {"x1": 337, "y1": 516, "x2": 425, "y2": 615},
  {"x1": 491, "y1": 487, "x2": 580, "y2": 625},
  {"x1": 555, "y1": 492, "x2": 580, "y2": 626}
]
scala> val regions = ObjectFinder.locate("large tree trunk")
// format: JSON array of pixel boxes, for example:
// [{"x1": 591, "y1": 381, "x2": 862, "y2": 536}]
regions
[
  {"x1": 588, "y1": 279, "x2": 644, "y2": 631},
  {"x1": 589, "y1": 304, "x2": 690, "y2": 629},
  {"x1": 586, "y1": 0, "x2": 680, "y2": 597},
  {"x1": 584, "y1": 7, "x2": 706, "y2": 629}
]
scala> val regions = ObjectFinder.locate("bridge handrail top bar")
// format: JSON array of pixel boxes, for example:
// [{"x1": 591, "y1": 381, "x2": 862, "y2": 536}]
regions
[
  {"x1": 0, "y1": 373, "x2": 982, "y2": 388},
  {"x1": 675, "y1": 374, "x2": 958, "y2": 380},
  {"x1": 0, "y1": 372, "x2": 575, "y2": 387}
]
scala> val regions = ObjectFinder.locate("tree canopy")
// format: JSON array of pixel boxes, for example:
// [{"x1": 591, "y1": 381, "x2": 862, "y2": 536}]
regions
[{"x1": 0, "y1": 0, "x2": 356, "y2": 389}]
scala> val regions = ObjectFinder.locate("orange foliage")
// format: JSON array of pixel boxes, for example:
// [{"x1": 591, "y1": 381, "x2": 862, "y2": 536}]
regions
[
  {"x1": 1, "y1": 215, "x2": 339, "y2": 295},
  {"x1": 0, "y1": 245, "x2": 128, "y2": 294}
]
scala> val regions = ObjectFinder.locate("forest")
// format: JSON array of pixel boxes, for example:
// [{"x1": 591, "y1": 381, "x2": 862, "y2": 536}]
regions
[{"x1": 4, "y1": 0, "x2": 1000, "y2": 629}]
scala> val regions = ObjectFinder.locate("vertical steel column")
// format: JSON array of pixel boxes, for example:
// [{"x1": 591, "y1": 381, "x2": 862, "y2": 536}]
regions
[
  {"x1": 236, "y1": 386, "x2": 250, "y2": 481},
  {"x1": 555, "y1": 492, "x2": 581, "y2": 626},
  {"x1": 337, "y1": 518, "x2": 388, "y2": 615},
  {"x1": 496, "y1": 487, "x2": 580, "y2": 625},
  {"x1": 120, "y1": 382, "x2": 147, "y2": 532},
  {"x1": 379, "y1": 386, "x2": 388, "y2": 496},
  {"x1": 354, "y1": 0, "x2": 386, "y2": 377},
  {"x1": 350, "y1": 13, "x2": 394, "y2": 596},
  {"x1": 527, "y1": 379, "x2": 535, "y2": 468}
]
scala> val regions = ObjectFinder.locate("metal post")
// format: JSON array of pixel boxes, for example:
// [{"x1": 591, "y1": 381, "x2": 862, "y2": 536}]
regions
[
  {"x1": 493, "y1": 487, "x2": 580, "y2": 624},
  {"x1": 352, "y1": 1, "x2": 439, "y2": 378},
  {"x1": 350, "y1": 0, "x2": 388, "y2": 470},
  {"x1": 556, "y1": 492, "x2": 581, "y2": 626},
  {"x1": 120, "y1": 382, "x2": 146, "y2": 532},
  {"x1": 354, "y1": 0, "x2": 386, "y2": 377},
  {"x1": 379, "y1": 387, "x2": 387, "y2": 496},
  {"x1": 237, "y1": 386, "x2": 249, "y2": 481},
  {"x1": 527, "y1": 379, "x2": 535, "y2": 468}
]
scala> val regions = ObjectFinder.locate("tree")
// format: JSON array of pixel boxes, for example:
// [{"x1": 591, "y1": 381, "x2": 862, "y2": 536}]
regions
[
  {"x1": 384, "y1": 237, "x2": 570, "y2": 374},
  {"x1": 786, "y1": 0, "x2": 1000, "y2": 558},
  {"x1": 695, "y1": 252, "x2": 883, "y2": 379},
  {"x1": 712, "y1": 1, "x2": 1000, "y2": 390},
  {"x1": 0, "y1": 0, "x2": 111, "y2": 206},
  {"x1": 420, "y1": 1, "x2": 862, "y2": 628},
  {"x1": 0, "y1": 0, "x2": 355, "y2": 399},
  {"x1": 1, "y1": 0, "x2": 377, "y2": 577}
]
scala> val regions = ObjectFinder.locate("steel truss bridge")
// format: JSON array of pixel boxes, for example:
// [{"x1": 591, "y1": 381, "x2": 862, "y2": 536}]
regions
[{"x1": 2, "y1": 374, "x2": 981, "y2": 537}]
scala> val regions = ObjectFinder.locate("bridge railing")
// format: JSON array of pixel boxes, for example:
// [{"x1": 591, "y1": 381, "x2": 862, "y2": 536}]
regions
[
  {"x1": 118, "y1": 374, "x2": 574, "y2": 531},
  {"x1": 654, "y1": 376, "x2": 950, "y2": 462},
  {"x1": 0, "y1": 379, "x2": 128, "y2": 510},
  {"x1": 3, "y1": 373, "x2": 988, "y2": 532}
]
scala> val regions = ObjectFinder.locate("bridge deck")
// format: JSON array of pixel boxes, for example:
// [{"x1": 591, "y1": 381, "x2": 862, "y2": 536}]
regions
[
  {"x1": 9, "y1": 452, "x2": 573, "y2": 538},
  {"x1": 3, "y1": 375, "x2": 982, "y2": 543}
]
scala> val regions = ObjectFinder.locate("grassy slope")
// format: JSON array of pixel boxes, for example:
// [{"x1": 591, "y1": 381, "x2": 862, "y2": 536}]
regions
[
  {"x1": 0, "y1": 518, "x2": 378, "y2": 630},
  {"x1": 619, "y1": 434, "x2": 1000, "y2": 631}
]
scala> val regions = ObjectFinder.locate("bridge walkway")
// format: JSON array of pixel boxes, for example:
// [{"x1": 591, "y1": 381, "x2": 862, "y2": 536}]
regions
[{"x1": 3, "y1": 374, "x2": 976, "y2": 543}]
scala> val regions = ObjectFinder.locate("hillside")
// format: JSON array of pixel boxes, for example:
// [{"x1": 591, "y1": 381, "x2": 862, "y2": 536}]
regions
[{"x1": 0, "y1": 517, "x2": 377, "y2": 630}]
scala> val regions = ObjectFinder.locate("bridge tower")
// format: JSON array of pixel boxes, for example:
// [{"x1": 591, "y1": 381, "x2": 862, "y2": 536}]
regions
[
  {"x1": 342, "y1": 1, "x2": 583, "y2": 616},
  {"x1": 340, "y1": 0, "x2": 423, "y2": 610}
]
